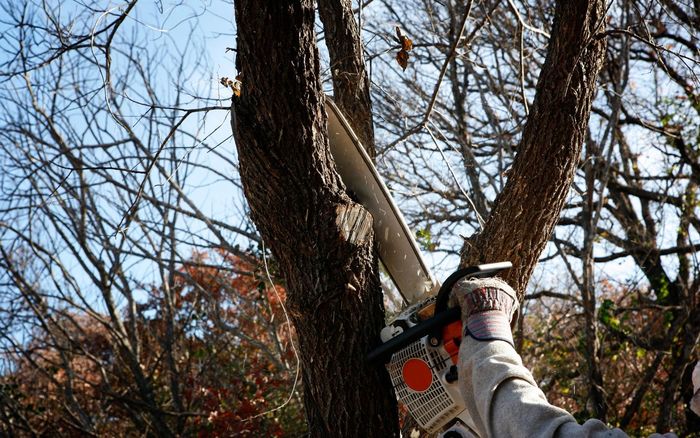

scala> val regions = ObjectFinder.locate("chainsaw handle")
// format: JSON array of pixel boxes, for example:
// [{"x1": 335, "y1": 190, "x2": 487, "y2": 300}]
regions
[
  {"x1": 367, "y1": 307, "x2": 461, "y2": 364},
  {"x1": 367, "y1": 262, "x2": 512, "y2": 364}
]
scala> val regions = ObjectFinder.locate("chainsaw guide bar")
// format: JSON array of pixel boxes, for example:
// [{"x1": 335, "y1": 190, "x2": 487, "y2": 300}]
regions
[{"x1": 326, "y1": 97, "x2": 437, "y2": 304}]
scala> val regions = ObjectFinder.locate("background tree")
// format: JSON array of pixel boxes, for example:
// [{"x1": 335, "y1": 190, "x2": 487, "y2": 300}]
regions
[
  {"x1": 0, "y1": 251, "x2": 304, "y2": 436},
  {"x1": 0, "y1": 1, "x2": 302, "y2": 435}
]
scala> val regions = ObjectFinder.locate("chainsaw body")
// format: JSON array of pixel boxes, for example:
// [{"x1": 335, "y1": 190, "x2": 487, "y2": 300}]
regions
[
  {"x1": 371, "y1": 263, "x2": 511, "y2": 434},
  {"x1": 383, "y1": 298, "x2": 473, "y2": 433}
]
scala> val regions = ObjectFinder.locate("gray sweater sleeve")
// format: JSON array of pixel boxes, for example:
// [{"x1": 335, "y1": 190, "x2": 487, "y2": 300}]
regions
[{"x1": 458, "y1": 337, "x2": 641, "y2": 438}]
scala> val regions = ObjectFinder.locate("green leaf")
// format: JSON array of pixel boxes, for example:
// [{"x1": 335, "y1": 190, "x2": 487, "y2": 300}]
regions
[
  {"x1": 599, "y1": 299, "x2": 620, "y2": 330},
  {"x1": 416, "y1": 228, "x2": 438, "y2": 251}
]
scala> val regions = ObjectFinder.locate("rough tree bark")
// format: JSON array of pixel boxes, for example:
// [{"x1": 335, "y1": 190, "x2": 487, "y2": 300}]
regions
[
  {"x1": 317, "y1": 0, "x2": 376, "y2": 156},
  {"x1": 460, "y1": 0, "x2": 607, "y2": 299},
  {"x1": 232, "y1": 0, "x2": 606, "y2": 435},
  {"x1": 232, "y1": 1, "x2": 397, "y2": 436}
]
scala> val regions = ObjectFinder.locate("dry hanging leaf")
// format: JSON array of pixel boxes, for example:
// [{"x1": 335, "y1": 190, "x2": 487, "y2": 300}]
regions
[
  {"x1": 394, "y1": 26, "x2": 413, "y2": 71},
  {"x1": 233, "y1": 74, "x2": 242, "y2": 97},
  {"x1": 220, "y1": 75, "x2": 242, "y2": 97},
  {"x1": 395, "y1": 26, "x2": 405, "y2": 43},
  {"x1": 395, "y1": 26, "x2": 413, "y2": 50},
  {"x1": 401, "y1": 35, "x2": 413, "y2": 52},
  {"x1": 396, "y1": 50, "x2": 409, "y2": 71}
]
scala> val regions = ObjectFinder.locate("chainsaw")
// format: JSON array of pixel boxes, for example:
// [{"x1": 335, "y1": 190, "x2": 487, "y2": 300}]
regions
[{"x1": 326, "y1": 98, "x2": 511, "y2": 436}]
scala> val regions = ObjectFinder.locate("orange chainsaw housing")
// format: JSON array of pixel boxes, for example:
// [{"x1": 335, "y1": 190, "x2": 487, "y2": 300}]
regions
[{"x1": 442, "y1": 320, "x2": 462, "y2": 364}]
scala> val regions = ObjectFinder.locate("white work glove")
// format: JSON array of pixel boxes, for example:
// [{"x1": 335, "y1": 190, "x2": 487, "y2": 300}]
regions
[{"x1": 449, "y1": 277, "x2": 518, "y2": 346}]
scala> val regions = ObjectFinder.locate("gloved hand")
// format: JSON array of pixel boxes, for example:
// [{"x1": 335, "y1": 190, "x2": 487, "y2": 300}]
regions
[{"x1": 449, "y1": 277, "x2": 518, "y2": 346}]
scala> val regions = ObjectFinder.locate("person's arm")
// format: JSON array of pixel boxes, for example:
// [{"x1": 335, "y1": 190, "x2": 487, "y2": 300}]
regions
[
  {"x1": 450, "y1": 277, "x2": 675, "y2": 438},
  {"x1": 458, "y1": 337, "x2": 628, "y2": 437}
]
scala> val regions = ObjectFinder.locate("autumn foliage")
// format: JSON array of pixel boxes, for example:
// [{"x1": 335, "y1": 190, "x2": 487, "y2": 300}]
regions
[
  {"x1": 0, "y1": 251, "x2": 305, "y2": 436},
  {"x1": 522, "y1": 280, "x2": 699, "y2": 436}
]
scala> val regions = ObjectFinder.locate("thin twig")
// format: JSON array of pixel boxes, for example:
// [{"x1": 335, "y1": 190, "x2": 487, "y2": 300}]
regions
[
  {"x1": 518, "y1": 22, "x2": 529, "y2": 115},
  {"x1": 116, "y1": 106, "x2": 229, "y2": 233},
  {"x1": 379, "y1": 0, "x2": 473, "y2": 156},
  {"x1": 506, "y1": 0, "x2": 551, "y2": 38},
  {"x1": 425, "y1": 124, "x2": 485, "y2": 230},
  {"x1": 423, "y1": 0, "x2": 474, "y2": 123},
  {"x1": 238, "y1": 241, "x2": 301, "y2": 423}
]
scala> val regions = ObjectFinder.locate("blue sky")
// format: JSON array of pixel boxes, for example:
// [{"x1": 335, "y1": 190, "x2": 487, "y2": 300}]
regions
[{"x1": 0, "y1": 0, "x2": 696, "y2": 317}]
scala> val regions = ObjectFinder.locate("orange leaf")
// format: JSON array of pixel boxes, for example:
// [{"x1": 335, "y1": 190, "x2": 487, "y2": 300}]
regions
[
  {"x1": 233, "y1": 75, "x2": 243, "y2": 97},
  {"x1": 395, "y1": 26, "x2": 412, "y2": 51},
  {"x1": 396, "y1": 50, "x2": 409, "y2": 71}
]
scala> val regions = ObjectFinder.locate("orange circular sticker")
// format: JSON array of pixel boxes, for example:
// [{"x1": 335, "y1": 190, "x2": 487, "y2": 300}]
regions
[{"x1": 402, "y1": 358, "x2": 433, "y2": 392}]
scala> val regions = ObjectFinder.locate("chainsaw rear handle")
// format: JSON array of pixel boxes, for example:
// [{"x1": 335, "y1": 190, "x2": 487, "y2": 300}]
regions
[
  {"x1": 367, "y1": 261, "x2": 512, "y2": 364},
  {"x1": 367, "y1": 307, "x2": 461, "y2": 364}
]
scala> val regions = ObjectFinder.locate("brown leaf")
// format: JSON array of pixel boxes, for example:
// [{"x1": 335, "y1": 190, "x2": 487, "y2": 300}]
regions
[
  {"x1": 396, "y1": 50, "x2": 409, "y2": 71},
  {"x1": 394, "y1": 26, "x2": 412, "y2": 70},
  {"x1": 401, "y1": 36, "x2": 413, "y2": 52},
  {"x1": 220, "y1": 76, "x2": 243, "y2": 97},
  {"x1": 395, "y1": 26, "x2": 404, "y2": 43},
  {"x1": 395, "y1": 26, "x2": 413, "y2": 52},
  {"x1": 233, "y1": 75, "x2": 243, "y2": 96}
]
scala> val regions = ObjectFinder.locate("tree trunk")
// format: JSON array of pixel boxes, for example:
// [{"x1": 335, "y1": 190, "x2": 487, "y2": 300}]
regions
[
  {"x1": 317, "y1": 0, "x2": 376, "y2": 157},
  {"x1": 581, "y1": 138, "x2": 607, "y2": 421},
  {"x1": 232, "y1": 0, "x2": 607, "y2": 434},
  {"x1": 232, "y1": 1, "x2": 398, "y2": 436},
  {"x1": 460, "y1": 0, "x2": 607, "y2": 298}
]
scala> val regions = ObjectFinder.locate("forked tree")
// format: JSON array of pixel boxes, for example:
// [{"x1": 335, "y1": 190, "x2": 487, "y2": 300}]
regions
[{"x1": 231, "y1": 0, "x2": 606, "y2": 435}]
